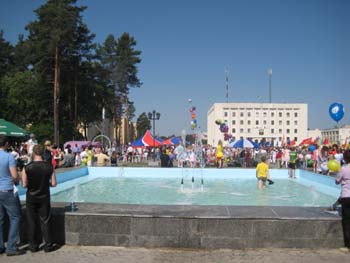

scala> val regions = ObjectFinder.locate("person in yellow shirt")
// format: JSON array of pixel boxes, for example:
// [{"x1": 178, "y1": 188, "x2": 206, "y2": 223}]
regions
[
  {"x1": 216, "y1": 140, "x2": 224, "y2": 168},
  {"x1": 256, "y1": 156, "x2": 273, "y2": 189}
]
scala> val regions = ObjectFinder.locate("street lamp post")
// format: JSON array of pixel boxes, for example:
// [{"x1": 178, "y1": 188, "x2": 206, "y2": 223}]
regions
[{"x1": 148, "y1": 110, "x2": 161, "y2": 161}]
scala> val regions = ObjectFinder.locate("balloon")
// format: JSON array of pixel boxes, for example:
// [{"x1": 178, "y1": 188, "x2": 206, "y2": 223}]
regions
[
  {"x1": 192, "y1": 106, "x2": 196, "y2": 111},
  {"x1": 224, "y1": 133, "x2": 230, "y2": 141},
  {"x1": 191, "y1": 113, "x2": 196, "y2": 119},
  {"x1": 309, "y1": 145, "x2": 316, "y2": 152},
  {"x1": 215, "y1": 119, "x2": 222, "y2": 125},
  {"x1": 327, "y1": 160, "x2": 341, "y2": 172},
  {"x1": 188, "y1": 98, "x2": 192, "y2": 103},
  {"x1": 193, "y1": 119, "x2": 197, "y2": 124},
  {"x1": 329, "y1": 103, "x2": 344, "y2": 122},
  {"x1": 307, "y1": 159, "x2": 313, "y2": 167}
]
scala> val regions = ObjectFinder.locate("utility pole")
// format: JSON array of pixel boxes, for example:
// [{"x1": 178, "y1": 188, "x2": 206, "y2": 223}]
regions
[
  {"x1": 268, "y1": 66, "x2": 272, "y2": 103},
  {"x1": 225, "y1": 67, "x2": 229, "y2": 103}
]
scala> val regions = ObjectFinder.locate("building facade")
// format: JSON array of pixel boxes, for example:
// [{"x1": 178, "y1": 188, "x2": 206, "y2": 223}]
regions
[
  {"x1": 207, "y1": 102, "x2": 308, "y2": 146},
  {"x1": 82, "y1": 117, "x2": 137, "y2": 146},
  {"x1": 321, "y1": 125, "x2": 350, "y2": 145}
]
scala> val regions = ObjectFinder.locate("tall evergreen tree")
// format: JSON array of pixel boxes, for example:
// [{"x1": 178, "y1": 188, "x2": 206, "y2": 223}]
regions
[
  {"x1": 97, "y1": 32, "x2": 142, "y2": 145},
  {"x1": 24, "y1": 0, "x2": 107, "y2": 144},
  {"x1": 136, "y1": 112, "x2": 151, "y2": 138}
]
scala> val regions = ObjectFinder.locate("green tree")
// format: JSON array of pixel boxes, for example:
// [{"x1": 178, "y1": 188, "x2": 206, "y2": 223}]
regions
[
  {"x1": 136, "y1": 112, "x2": 151, "y2": 138},
  {"x1": 97, "y1": 32, "x2": 142, "y2": 145},
  {"x1": 25, "y1": 0, "x2": 94, "y2": 144}
]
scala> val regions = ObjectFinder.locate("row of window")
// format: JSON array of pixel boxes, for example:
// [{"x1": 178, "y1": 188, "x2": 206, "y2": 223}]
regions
[
  {"x1": 224, "y1": 112, "x2": 299, "y2": 118},
  {"x1": 230, "y1": 120, "x2": 298, "y2": 126},
  {"x1": 231, "y1": 128, "x2": 298, "y2": 134}
]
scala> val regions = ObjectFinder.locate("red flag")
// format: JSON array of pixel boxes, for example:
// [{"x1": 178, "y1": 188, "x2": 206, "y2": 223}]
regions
[
  {"x1": 299, "y1": 137, "x2": 312, "y2": 146},
  {"x1": 323, "y1": 137, "x2": 329, "y2": 145},
  {"x1": 290, "y1": 140, "x2": 296, "y2": 146}
]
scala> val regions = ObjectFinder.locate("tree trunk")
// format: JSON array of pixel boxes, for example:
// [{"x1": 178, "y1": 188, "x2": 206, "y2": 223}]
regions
[
  {"x1": 54, "y1": 46, "x2": 60, "y2": 145},
  {"x1": 74, "y1": 66, "x2": 78, "y2": 128}
]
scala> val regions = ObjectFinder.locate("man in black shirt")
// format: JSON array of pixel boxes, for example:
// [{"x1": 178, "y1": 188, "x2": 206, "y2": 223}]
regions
[{"x1": 22, "y1": 144, "x2": 57, "y2": 253}]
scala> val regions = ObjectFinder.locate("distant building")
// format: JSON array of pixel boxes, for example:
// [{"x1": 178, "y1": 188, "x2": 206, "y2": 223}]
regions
[
  {"x1": 82, "y1": 118, "x2": 137, "y2": 146},
  {"x1": 307, "y1": 128, "x2": 322, "y2": 140},
  {"x1": 321, "y1": 125, "x2": 350, "y2": 145},
  {"x1": 207, "y1": 102, "x2": 308, "y2": 146}
]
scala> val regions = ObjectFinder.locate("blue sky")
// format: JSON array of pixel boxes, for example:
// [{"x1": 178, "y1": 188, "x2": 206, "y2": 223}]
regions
[{"x1": 1, "y1": 0, "x2": 349, "y2": 137}]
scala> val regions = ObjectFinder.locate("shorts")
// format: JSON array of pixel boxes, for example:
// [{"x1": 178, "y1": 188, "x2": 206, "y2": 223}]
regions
[
  {"x1": 257, "y1": 176, "x2": 267, "y2": 182},
  {"x1": 288, "y1": 162, "x2": 296, "y2": 169}
]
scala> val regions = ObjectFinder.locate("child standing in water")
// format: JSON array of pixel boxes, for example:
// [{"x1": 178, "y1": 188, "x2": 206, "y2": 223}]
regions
[{"x1": 256, "y1": 156, "x2": 271, "y2": 189}]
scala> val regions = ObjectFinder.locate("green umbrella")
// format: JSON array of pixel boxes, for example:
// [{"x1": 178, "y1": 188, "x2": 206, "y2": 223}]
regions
[{"x1": 0, "y1": 119, "x2": 29, "y2": 137}]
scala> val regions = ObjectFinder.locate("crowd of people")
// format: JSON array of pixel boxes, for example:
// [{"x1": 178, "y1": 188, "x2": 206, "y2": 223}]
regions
[{"x1": 3, "y1": 134, "x2": 350, "y2": 173}]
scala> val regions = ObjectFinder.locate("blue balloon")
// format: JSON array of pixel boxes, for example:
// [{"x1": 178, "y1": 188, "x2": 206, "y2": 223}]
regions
[
  {"x1": 329, "y1": 103, "x2": 344, "y2": 122},
  {"x1": 309, "y1": 145, "x2": 316, "y2": 152}
]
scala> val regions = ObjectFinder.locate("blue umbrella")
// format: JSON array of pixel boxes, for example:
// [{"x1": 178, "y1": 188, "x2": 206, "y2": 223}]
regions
[{"x1": 229, "y1": 138, "x2": 258, "y2": 148}]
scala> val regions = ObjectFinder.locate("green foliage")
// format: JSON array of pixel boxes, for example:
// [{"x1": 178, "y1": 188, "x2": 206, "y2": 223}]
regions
[
  {"x1": 136, "y1": 112, "x2": 151, "y2": 138},
  {"x1": 0, "y1": 1, "x2": 142, "y2": 144},
  {"x1": 28, "y1": 122, "x2": 54, "y2": 145}
]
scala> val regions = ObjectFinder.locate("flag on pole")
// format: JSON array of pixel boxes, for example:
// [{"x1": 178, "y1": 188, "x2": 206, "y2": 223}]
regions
[
  {"x1": 299, "y1": 137, "x2": 313, "y2": 146},
  {"x1": 323, "y1": 137, "x2": 329, "y2": 145}
]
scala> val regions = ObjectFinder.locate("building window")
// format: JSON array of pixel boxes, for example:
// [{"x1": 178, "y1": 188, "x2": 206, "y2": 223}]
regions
[
  {"x1": 263, "y1": 120, "x2": 267, "y2": 125},
  {"x1": 271, "y1": 112, "x2": 274, "y2": 117},
  {"x1": 287, "y1": 129, "x2": 290, "y2": 134},
  {"x1": 240, "y1": 112, "x2": 244, "y2": 117},
  {"x1": 271, "y1": 120, "x2": 274, "y2": 125},
  {"x1": 232, "y1": 112, "x2": 236, "y2": 117},
  {"x1": 279, "y1": 120, "x2": 282, "y2": 125},
  {"x1": 279, "y1": 112, "x2": 282, "y2": 117},
  {"x1": 240, "y1": 128, "x2": 244, "y2": 133},
  {"x1": 232, "y1": 120, "x2": 236, "y2": 125},
  {"x1": 256, "y1": 120, "x2": 259, "y2": 125},
  {"x1": 294, "y1": 120, "x2": 298, "y2": 125},
  {"x1": 248, "y1": 120, "x2": 251, "y2": 125},
  {"x1": 294, "y1": 112, "x2": 298, "y2": 117},
  {"x1": 271, "y1": 129, "x2": 274, "y2": 134},
  {"x1": 279, "y1": 129, "x2": 282, "y2": 134},
  {"x1": 248, "y1": 112, "x2": 251, "y2": 117},
  {"x1": 232, "y1": 128, "x2": 236, "y2": 133},
  {"x1": 256, "y1": 112, "x2": 259, "y2": 117},
  {"x1": 286, "y1": 112, "x2": 290, "y2": 118},
  {"x1": 224, "y1": 112, "x2": 228, "y2": 117},
  {"x1": 263, "y1": 112, "x2": 267, "y2": 117},
  {"x1": 240, "y1": 120, "x2": 244, "y2": 125},
  {"x1": 247, "y1": 128, "x2": 251, "y2": 133},
  {"x1": 286, "y1": 120, "x2": 290, "y2": 126},
  {"x1": 294, "y1": 129, "x2": 298, "y2": 134}
]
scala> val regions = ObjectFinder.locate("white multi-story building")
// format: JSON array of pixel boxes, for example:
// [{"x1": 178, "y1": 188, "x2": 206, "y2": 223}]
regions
[
  {"x1": 207, "y1": 102, "x2": 308, "y2": 146},
  {"x1": 321, "y1": 125, "x2": 350, "y2": 145}
]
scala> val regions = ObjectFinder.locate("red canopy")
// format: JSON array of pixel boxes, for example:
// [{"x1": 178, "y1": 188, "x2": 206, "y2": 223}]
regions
[
  {"x1": 142, "y1": 130, "x2": 162, "y2": 146},
  {"x1": 131, "y1": 130, "x2": 162, "y2": 147}
]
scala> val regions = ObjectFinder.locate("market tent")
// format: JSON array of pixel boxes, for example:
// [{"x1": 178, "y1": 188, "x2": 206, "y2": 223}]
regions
[
  {"x1": 229, "y1": 138, "x2": 259, "y2": 148},
  {"x1": 162, "y1": 136, "x2": 182, "y2": 145},
  {"x1": 0, "y1": 119, "x2": 29, "y2": 137},
  {"x1": 131, "y1": 130, "x2": 162, "y2": 147}
]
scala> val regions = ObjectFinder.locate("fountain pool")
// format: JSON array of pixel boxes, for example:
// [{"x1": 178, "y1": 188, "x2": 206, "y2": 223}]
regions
[{"x1": 19, "y1": 167, "x2": 340, "y2": 207}]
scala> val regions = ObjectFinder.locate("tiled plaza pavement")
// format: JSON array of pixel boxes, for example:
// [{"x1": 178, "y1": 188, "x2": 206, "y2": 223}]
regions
[{"x1": 1, "y1": 246, "x2": 349, "y2": 263}]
